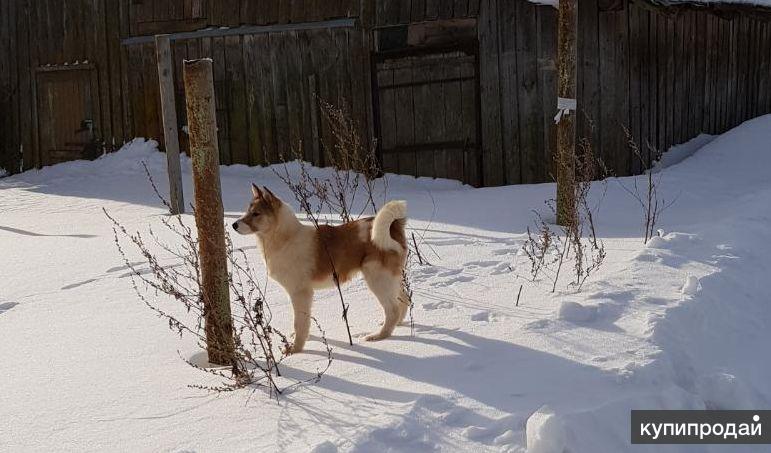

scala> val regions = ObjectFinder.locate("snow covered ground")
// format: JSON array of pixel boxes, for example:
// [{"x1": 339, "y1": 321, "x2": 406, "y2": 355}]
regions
[{"x1": 1, "y1": 115, "x2": 770, "y2": 453}]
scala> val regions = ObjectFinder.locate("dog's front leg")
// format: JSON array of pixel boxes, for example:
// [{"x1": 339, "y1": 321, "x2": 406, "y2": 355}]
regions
[{"x1": 286, "y1": 289, "x2": 313, "y2": 354}]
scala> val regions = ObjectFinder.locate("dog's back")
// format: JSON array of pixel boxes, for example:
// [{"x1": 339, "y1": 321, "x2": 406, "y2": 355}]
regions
[{"x1": 311, "y1": 201, "x2": 408, "y2": 288}]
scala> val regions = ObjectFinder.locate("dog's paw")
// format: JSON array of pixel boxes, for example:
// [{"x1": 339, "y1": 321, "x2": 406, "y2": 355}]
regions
[
  {"x1": 282, "y1": 343, "x2": 302, "y2": 355},
  {"x1": 364, "y1": 332, "x2": 387, "y2": 342}
]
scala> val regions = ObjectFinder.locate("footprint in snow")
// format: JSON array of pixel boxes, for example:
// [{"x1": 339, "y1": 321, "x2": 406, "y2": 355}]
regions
[
  {"x1": 422, "y1": 301, "x2": 454, "y2": 310},
  {"x1": 490, "y1": 262, "x2": 512, "y2": 275},
  {"x1": 471, "y1": 311, "x2": 490, "y2": 322},
  {"x1": 464, "y1": 260, "x2": 500, "y2": 268},
  {"x1": 431, "y1": 275, "x2": 474, "y2": 287},
  {"x1": 0, "y1": 301, "x2": 19, "y2": 314},
  {"x1": 437, "y1": 268, "x2": 463, "y2": 277}
]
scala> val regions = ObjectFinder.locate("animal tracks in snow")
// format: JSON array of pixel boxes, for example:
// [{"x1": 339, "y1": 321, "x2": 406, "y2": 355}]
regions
[
  {"x1": 411, "y1": 258, "x2": 512, "y2": 289},
  {"x1": 0, "y1": 301, "x2": 19, "y2": 315}
]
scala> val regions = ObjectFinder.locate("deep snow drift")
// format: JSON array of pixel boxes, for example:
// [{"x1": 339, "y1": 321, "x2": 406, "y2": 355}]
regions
[{"x1": 1, "y1": 116, "x2": 770, "y2": 452}]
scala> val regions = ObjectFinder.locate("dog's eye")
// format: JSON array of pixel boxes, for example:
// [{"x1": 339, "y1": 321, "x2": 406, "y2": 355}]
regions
[{"x1": 252, "y1": 212, "x2": 260, "y2": 217}]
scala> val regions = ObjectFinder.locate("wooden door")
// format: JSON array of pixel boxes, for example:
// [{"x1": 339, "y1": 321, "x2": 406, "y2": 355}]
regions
[
  {"x1": 374, "y1": 47, "x2": 481, "y2": 186},
  {"x1": 36, "y1": 67, "x2": 100, "y2": 166}
]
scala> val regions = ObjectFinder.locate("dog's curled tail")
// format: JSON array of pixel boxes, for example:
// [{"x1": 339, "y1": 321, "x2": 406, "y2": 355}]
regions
[{"x1": 371, "y1": 200, "x2": 407, "y2": 252}]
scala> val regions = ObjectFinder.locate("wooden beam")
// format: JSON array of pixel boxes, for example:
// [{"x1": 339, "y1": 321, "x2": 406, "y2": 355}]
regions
[
  {"x1": 122, "y1": 18, "x2": 356, "y2": 46},
  {"x1": 155, "y1": 34, "x2": 185, "y2": 215}
]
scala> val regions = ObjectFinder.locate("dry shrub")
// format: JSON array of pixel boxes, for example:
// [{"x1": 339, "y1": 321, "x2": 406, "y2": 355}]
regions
[
  {"x1": 104, "y1": 164, "x2": 331, "y2": 398},
  {"x1": 521, "y1": 137, "x2": 607, "y2": 292},
  {"x1": 620, "y1": 127, "x2": 677, "y2": 243}
]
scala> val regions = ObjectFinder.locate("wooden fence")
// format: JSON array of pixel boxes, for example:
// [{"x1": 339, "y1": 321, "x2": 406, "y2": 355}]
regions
[
  {"x1": 1, "y1": 0, "x2": 770, "y2": 187},
  {"x1": 578, "y1": 0, "x2": 771, "y2": 176}
]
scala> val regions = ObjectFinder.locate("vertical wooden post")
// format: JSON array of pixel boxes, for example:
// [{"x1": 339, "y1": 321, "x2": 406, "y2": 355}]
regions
[
  {"x1": 308, "y1": 74, "x2": 322, "y2": 166},
  {"x1": 155, "y1": 34, "x2": 185, "y2": 215},
  {"x1": 556, "y1": 0, "x2": 578, "y2": 227},
  {"x1": 183, "y1": 58, "x2": 234, "y2": 366}
]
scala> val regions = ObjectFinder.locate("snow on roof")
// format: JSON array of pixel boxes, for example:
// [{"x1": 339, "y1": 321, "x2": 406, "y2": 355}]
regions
[
  {"x1": 528, "y1": 0, "x2": 771, "y2": 8},
  {"x1": 653, "y1": 0, "x2": 771, "y2": 6}
]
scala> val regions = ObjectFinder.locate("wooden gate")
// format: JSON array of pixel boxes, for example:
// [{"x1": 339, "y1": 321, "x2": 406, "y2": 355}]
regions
[
  {"x1": 374, "y1": 45, "x2": 482, "y2": 186},
  {"x1": 36, "y1": 67, "x2": 100, "y2": 166}
]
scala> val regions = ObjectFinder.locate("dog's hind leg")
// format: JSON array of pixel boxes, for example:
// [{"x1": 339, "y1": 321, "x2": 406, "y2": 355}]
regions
[
  {"x1": 287, "y1": 289, "x2": 313, "y2": 354},
  {"x1": 362, "y1": 263, "x2": 401, "y2": 341}
]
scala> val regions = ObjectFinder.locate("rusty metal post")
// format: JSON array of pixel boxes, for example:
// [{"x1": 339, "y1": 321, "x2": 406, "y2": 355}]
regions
[
  {"x1": 556, "y1": 0, "x2": 578, "y2": 227},
  {"x1": 182, "y1": 58, "x2": 234, "y2": 366}
]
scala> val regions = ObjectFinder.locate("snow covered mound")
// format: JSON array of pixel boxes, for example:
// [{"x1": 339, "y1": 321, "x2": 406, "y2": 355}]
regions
[{"x1": 1, "y1": 115, "x2": 771, "y2": 452}]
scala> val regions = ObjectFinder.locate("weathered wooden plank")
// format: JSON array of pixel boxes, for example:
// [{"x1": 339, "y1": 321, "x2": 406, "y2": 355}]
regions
[
  {"x1": 242, "y1": 34, "x2": 264, "y2": 165},
  {"x1": 348, "y1": 28, "x2": 371, "y2": 164},
  {"x1": 538, "y1": 6, "x2": 557, "y2": 181},
  {"x1": 598, "y1": 9, "x2": 616, "y2": 172},
  {"x1": 255, "y1": 33, "x2": 278, "y2": 164},
  {"x1": 655, "y1": 13, "x2": 667, "y2": 155},
  {"x1": 460, "y1": 66, "x2": 480, "y2": 186},
  {"x1": 516, "y1": 1, "x2": 543, "y2": 183},
  {"x1": 429, "y1": 61, "x2": 448, "y2": 180},
  {"x1": 413, "y1": 62, "x2": 435, "y2": 178},
  {"x1": 735, "y1": 16, "x2": 748, "y2": 126},
  {"x1": 746, "y1": 18, "x2": 758, "y2": 119},
  {"x1": 378, "y1": 68, "x2": 398, "y2": 174},
  {"x1": 443, "y1": 63, "x2": 464, "y2": 182},
  {"x1": 478, "y1": 0, "x2": 503, "y2": 186},
  {"x1": 392, "y1": 67, "x2": 417, "y2": 176},
  {"x1": 664, "y1": 15, "x2": 675, "y2": 152},
  {"x1": 672, "y1": 11, "x2": 684, "y2": 145},
  {"x1": 499, "y1": 0, "x2": 520, "y2": 184},
  {"x1": 270, "y1": 33, "x2": 290, "y2": 161},
  {"x1": 454, "y1": 0, "x2": 469, "y2": 18},
  {"x1": 155, "y1": 34, "x2": 185, "y2": 214},
  {"x1": 704, "y1": 14, "x2": 716, "y2": 133},
  {"x1": 211, "y1": 37, "x2": 231, "y2": 164},
  {"x1": 225, "y1": 34, "x2": 249, "y2": 164},
  {"x1": 297, "y1": 31, "x2": 314, "y2": 162},
  {"x1": 104, "y1": 0, "x2": 125, "y2": 145},
  {"x1": 411, "y1": 0, "x2": 426, "y2": 22},
  {"x1": 636, "y1": 7, "x2": 651, "y2": 172},
  {"x1": 0, "y1": 0, "x2": 14, "y2": 172},
  {"x1": 439, "y1": 0, "x2": 454, "y2": 19},
  {"x1": 17, "y1": 0, "x2": 35, "y2": 170},
  {"x1": 578, "y1": 0, "x2": 601, "y2": 160},
  {"x1": 426, "y1": 0, "x2": 440, "y2": 20},
  {"x1": 468, "y1": 0, "x2": 480, "y2": 16},
  {"x1": 308, "y1": 73, "x2": 322, "y2": 165},
  {"x1": 142, "y1": 43, "x2": 162, "y2": 142},
  {"x1": 284, "y1": 32, "x2": 305, "y2": 156},
  {"x1": 691, "y1": 12, "x2": 705, "y2": 137},
  {"x1": 628, "y1": 2, "x2": 643, "y2": 173}
]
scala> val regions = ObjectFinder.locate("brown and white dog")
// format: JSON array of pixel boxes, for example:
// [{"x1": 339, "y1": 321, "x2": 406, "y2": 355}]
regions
[{"x1": 232, "y1": 184, "x2": 409, "y2": 353}]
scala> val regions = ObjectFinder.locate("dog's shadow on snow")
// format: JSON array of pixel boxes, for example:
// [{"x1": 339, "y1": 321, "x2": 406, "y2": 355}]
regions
[{"x1": 278, "y1": 324, "x2": 618, "y2": 418}]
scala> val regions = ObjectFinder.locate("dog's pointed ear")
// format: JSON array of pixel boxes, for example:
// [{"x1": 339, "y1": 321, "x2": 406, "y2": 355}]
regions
[
  {"x1": 262, "y1": 186, "x2": 278, "y2": 202},
  {"x1": 251, "y1": 183, "x2": 262, "y2": 199}
]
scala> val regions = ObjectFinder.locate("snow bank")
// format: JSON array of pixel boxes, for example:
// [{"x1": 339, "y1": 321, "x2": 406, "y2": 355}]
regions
[{"x1": 2, "y1": 115, "x2": 771, "y2": 452}]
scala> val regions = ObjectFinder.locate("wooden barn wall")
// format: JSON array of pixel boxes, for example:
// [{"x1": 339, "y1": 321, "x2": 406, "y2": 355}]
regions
[
  {"x1": 2, "y1": 0, "x2": 771, "y2": 185},
  {"x1": 372, "y1": 0, "x2": 482, "y2": 26},
  {"x1": 127, "y1": 0, "x2": 361, "y2": 35},
  {"x1": 578, "y1": 0, "x2": 771, "y2": 176},
  {"x1": 0, "y1": 0, "x2": 130, "y2": 174},
  {"x1": 0, "y1": 0, "x2": 19, "y2": 174},
  {"x1": 124, "y1": 26, "x2": 370, "y2": 167},
  {"x1": 479, "y1": 0, "x2": 558, "y2": 186}
]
